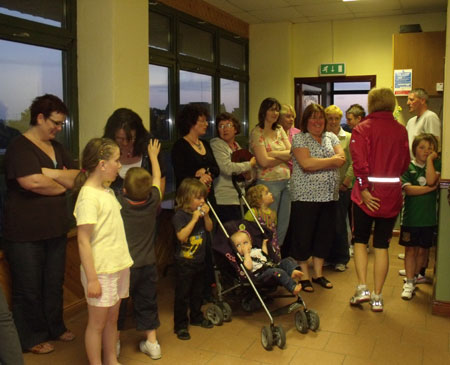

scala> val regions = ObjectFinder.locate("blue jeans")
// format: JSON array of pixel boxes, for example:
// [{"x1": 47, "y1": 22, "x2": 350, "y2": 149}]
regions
[
  {"x1": 257, "y1": 179, "x2": 291, "y2": 246},
  {"x1": 5, "y1": 236, "x2": 68, "y2": 350},
  {"x1": 0, "y1": 287, "x2": 24, "y2": 364},
  {"x1": 255, "y1": 257, "x2": 300, "y2": 293}
]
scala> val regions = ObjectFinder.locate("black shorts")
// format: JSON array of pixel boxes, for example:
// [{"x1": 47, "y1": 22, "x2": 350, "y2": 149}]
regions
[
  {"x1": 352, "y1": 204, "x2": 397, "y2": 249},
  {"x1": 399, "y1": 226, "x2": 437, "y2": 249}
]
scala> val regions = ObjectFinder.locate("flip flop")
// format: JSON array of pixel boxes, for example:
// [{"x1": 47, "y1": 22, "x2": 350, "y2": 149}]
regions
[
  {"x1": 312, "y1": 276, "x2": 333, "y2": 289},
  {"x1": 299, "y1": 279, "x2": 314, "y2": 292},
  {"x1": 29, "y1": 342, "x2": 54, "y2": 354}
]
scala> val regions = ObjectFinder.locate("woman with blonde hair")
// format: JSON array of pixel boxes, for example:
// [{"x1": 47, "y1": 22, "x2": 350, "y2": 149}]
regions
[
  {"x1": 278, "y1": 104, "x2": 300, "y2": 173},
  {"x1": 349, "y1": 87, "x2": 410, "y2": 312}
]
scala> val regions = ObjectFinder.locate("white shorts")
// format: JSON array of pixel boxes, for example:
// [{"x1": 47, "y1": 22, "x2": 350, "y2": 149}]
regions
[{"x1": 80, "y1": 267, "x2": 130, "y2": 307}]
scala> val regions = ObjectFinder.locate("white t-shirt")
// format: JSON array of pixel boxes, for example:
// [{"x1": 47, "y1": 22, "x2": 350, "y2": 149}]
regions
[
  {"x1": 74, "y1": 186, "x2": 133, "y2": 274},
  {"x1": 406, "y1": 109, "x2": 441, "y2": 158}
]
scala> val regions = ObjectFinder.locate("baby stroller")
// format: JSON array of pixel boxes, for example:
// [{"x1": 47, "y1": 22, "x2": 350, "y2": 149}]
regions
[{"x1": 205, "y1": 194, "x2": 320, "y2": 351}]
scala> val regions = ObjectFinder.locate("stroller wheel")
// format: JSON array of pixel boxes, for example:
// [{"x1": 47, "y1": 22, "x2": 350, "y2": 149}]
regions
[
  {"x1": 206, "y1": 304, "x2": 224, "y2": 326},
  {"x1": 273, "y1": 325, "x2": 286, "y2": 349},
  {"x1": 295, "y1": 310, "x2": 309, "y2": 334},
  {"x1": 220, "y1": 302, "x2": 232, "y2": 322},
  {"x1": 306, "y1": 309, "x2": 320, "y2": 331},
  {"x1": 261, "y1": 325, "x2": 273, "y2": 351}
]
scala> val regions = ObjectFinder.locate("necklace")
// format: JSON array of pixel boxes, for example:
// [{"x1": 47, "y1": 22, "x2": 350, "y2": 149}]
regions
[{"x1": 186, "y1": 136, "x2": 202, "y2": 150}]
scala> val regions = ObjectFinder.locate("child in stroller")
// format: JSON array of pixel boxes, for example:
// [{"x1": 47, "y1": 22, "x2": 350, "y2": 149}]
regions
[{"x1": 230, "y1": 229, "x2": 303, "y2": 295}]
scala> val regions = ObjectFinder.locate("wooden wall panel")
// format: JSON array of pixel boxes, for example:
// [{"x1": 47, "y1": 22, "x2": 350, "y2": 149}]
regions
[
  {"x1": 393, "y1": 31, "x2": 445, "y2": 96},
  {"x1": 157, "y1": 0, "x2": 249, "y2": 38}
]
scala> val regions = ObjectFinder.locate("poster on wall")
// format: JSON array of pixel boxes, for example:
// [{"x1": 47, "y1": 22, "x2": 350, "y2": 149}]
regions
[{"x1": 394, "y1": 69, "x2": 412, "y2": 96}]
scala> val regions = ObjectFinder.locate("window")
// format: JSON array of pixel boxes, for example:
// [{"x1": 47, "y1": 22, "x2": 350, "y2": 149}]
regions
[
  {"x1": 0, "y1": 0, "x2": 78, "y2": 154},
  {"x1": 149, "y1": 4, "x2": 249, "y2": 200}
]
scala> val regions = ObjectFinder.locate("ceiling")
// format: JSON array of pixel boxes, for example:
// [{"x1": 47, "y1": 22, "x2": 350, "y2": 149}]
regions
[{"x1": 202, "y1": 0, "x2": 447, "y2": 24}]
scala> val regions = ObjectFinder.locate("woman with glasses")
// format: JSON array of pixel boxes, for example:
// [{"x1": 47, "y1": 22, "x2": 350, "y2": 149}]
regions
[
  {"x1": 3, "y1": 94, "x2": 79, "y2": 354},
  {"x1": 288, "y1": 103, "x2": 345, "y2": 292},
  {"x1": 249, "y1": 97, "x2": 291, "y2": 246},
  {"x1": 103, "y1": 108, "x2": 166, "y2": 197},
  {"x1": 210, "y1": 112, "x2": 256, "y2": 222}
]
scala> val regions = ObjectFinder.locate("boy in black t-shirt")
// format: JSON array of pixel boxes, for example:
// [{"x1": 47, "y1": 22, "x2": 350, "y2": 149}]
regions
[{"x1": 116, "y1": 140, "x2": 162, "y2": 360}]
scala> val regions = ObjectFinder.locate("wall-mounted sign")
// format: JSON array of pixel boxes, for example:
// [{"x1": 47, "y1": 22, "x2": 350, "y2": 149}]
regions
[
  {"x1": 394, "y1": 69, "x2": 412, "y2": 95},
  {"x1": 319, "y1": 63, "x2": 346, "y2": 76}
]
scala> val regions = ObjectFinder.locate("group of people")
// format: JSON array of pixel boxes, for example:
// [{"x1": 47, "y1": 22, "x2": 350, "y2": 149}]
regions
[{"x1": 0, "y1": 85, "x2": 441, "y2": 364}]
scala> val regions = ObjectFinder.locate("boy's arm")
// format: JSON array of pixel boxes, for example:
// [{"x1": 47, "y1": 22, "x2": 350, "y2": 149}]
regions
[
  {"x1": 148, "y1": 139, "x2": 161, "y2": 192},
  {"x1": 404, "y1": 184, "x2": 437, "y2": 196},
  {"x1": 176, "y1": 211, "x2": 201, "y2": 243},
  {"x1": 77, "y1": 224, "x2": 101, "y2": 298},
  {"x1": 426, "y1": 152, "x2": 439, "y2": 186}
]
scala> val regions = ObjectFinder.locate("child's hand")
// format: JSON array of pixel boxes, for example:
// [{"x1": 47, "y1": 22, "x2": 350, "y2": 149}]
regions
[
  {"x1": 428, "y1": 151, "x2": 438, "y2": 161},
  {"x1": 200, "y1": 203, "x2": 210, "y2": 216},
  {"x1": 147, "y1": 138, "x2": 161, "y2": 157},
  {"x1": 193, "y1": 208, "x2": 203, "y2": 220},
  {"x1": 87, "y1": 280, "x2": 102, "y2": 298}
]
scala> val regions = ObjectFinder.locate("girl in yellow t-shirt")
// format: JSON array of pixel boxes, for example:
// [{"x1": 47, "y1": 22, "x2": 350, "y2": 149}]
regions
[{"x1": 73, "y1": 138, "x2": 133, "y2": 365}]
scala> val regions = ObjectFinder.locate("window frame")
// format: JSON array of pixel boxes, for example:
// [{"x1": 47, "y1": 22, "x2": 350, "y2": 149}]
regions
[{"x1": 0, "y1": 1, "x2": 78, "y2": 157}]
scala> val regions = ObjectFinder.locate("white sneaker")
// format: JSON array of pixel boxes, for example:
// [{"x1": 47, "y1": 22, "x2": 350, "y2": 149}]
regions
[
  {"x1": 370, "y1": 293, "x2": 383, "y2": 312},
  {"x1": 416, "y1": 274, "x2": 432, "y2": 284},
  {"x1": 349, "y1": 245, "x2": 354, "y2": 257},
  {"x1": 398, "y1": 269, "x2": 406, "y2": 276},
  {"x1": 401, "y1": 282, "x2": 416, "y2": 300},
  {"x1": 140, "y1": 340, "x2": 162, "y2": 360},
  {"x1": 335, "y1": 263, "x2": 346, "y2": 272},
  {"x1": 350, "y1": 285, "x2": 371, "y2": 306},
  {"x1": 116, "y1": 340, "x2": 120, "y2": 358},
  {"x1": 398, "y1": 253, "x2": 405, "y2": 260}
]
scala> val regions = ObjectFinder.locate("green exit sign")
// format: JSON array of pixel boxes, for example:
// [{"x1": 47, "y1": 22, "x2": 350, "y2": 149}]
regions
[{"x1": 319, "y1": 63, "x2": 346, "y2": 76}]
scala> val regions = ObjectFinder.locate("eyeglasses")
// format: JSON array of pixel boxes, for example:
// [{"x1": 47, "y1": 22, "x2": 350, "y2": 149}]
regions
[
  {"x1": 48, "y1": 117, "x2": 65, "y2": 127},
  {"x1": 218, "y1": 122, "x2": 234, "y2": 130}
]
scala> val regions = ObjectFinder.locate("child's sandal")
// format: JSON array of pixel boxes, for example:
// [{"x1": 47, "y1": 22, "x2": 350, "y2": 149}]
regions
[{"x1": 300, "y1": 279, "x2": 314, "y2": 292}]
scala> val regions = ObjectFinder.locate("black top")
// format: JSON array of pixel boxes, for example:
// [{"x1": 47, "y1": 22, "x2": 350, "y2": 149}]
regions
[
  {"x1": 171, "y1": 138, "x2": 219, "y2": 190},
  {"x1": 4, "y1": 135, "x2": 77, "y2": 242}
]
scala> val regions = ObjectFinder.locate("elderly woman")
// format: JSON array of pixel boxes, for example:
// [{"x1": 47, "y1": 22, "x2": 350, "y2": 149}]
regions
[
  {"x1": 171, "y1": 104, "x2": 219, "y2": 192},
  {"x1": 288, "y1": 103, "x2": 345, "y2": 292},
  {"x1": 210, "y1": 112, "x2": 256, "y2": 222},
  {"x1": 3, "y1": 94, "x2": 79, "y2": 354},
  {"x1": 250, "y1": 98, "x2": 291, "y2": 246},
  {"x1": 103, "y1": 108, "x2": 166, "y2": 197},
  {"x1": 349, "y1": 88, "x2": 410, "y2": 312},
  {"x1": 324, "y1": 105, "x2": 354, "y2": 272},
  {"x1": 278, "y1": 104, "x2": 300, "y2": 173}
]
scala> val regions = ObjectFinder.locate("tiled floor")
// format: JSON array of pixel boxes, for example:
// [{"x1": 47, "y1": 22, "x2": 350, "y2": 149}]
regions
[{"x1": 24, "y1": 239, "x2": 450, "y2": 365}]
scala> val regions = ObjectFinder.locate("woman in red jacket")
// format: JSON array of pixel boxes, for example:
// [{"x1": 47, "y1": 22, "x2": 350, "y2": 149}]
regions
[{"x1": 349, "y1": 88, "x2": 410, "y2": 312}]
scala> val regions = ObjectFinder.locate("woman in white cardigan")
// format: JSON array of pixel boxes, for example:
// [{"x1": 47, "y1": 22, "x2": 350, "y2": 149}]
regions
[{"x1": 210, "y1": 112, "x2": 256, "y2": 222}]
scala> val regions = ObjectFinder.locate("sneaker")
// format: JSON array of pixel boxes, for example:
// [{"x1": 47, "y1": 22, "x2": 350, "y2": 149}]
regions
[
  {"x1": 116, "y1": 340, "x2": 120, "y2": 357},
  {"x1": 398, "y1": 253, "x2": 405, "y2": 260},
  {"x1": 335, "y1": 263, "x2": 346, "y2": 272},
  {"x1": 416, "y1": 274, "x2": 432, "y2": 284},
  {"x1": 370, "y1": 293, "x2": 383, "y2": 312},
  {"x1": 140, "y1": 340, "x2": 162, "y2": 360},
  {"x1": 350, "y1": 285, "x2": 371, "y2": 306},
  {"x1": 401, "y1": 282, "x2": 416, "y2": 300},
  {"x1": 349, "y1": 245, "x2": 354, "y2": 257},
  {"x1": 398, "y1": 269, "x2": 406, "y2": 276}
]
